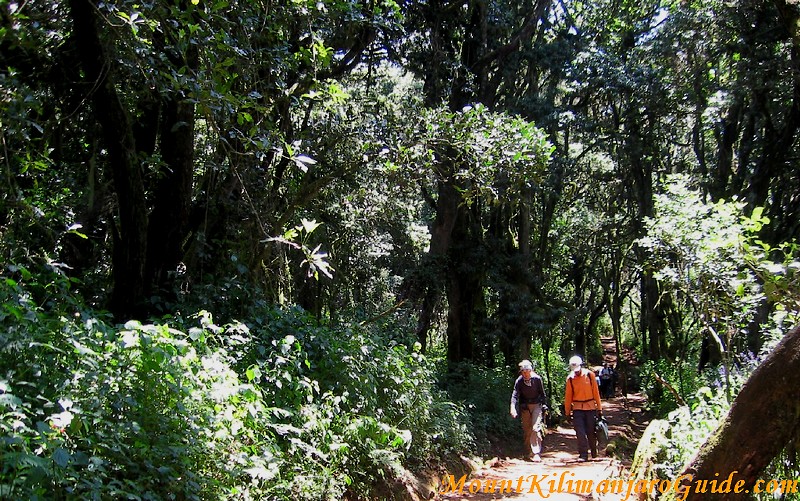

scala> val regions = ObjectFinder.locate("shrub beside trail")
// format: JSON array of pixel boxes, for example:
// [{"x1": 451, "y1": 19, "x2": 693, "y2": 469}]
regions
[{"x1": 0, "y1": 265, "x2": 472, "y2": 500}]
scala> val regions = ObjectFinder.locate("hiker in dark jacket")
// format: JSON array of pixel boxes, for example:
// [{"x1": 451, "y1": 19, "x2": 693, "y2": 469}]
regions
[
  {"x1": 509, "y1": 360, "x2": 546, "y2": 461},
  {"x1": 600, "y1": 363, "x2": 613, "y2": 398}
]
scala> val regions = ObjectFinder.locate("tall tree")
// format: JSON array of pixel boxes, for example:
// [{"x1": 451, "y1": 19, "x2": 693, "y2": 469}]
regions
[
  {"x1": 400, "y1": 0, "x2": 560, "y2": 363},
  {"x1": 671, "y1": 0, "x2": 800, "y2": 242},
  {"x1": 57, "y1": 0, "x2": 402, "y2": 319},
  {"x1": 68, "y1": 0, "x2": 150, "y2": 318}
]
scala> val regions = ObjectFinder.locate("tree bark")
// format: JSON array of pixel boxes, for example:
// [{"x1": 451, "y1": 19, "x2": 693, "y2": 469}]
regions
[
  {"x1": 415, "y1": 173, "x2": 460, "y2": 351},
  {"x1": 143, "y1": 2, "x2": 199, "y2": 302},
  {"x1": 144, "y1": 89, "x2": 196, "y2": 302},
  {"x1": 445, "y1": 199, "x2": 482, "y2": 364},
  {"x1": 445, "y1": 267, "x2": 477, "y2": 363},
  {"x1": 677, "y1": 325, "x2": 800, "y2": 501},
  {"x1": 69, "y1": 0, "x2": 149, "y2": 319},
  {"x1": 570, "y1": 254, "x2": 587, "y2": 357}
]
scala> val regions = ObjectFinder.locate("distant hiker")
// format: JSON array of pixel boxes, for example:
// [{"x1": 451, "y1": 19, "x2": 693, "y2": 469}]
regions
[
  {"x1": 598, "y1": 363, "x2": 609, "y2": 398},
  {"x1": 610, "y1": 363, "x2": 618, "y2": 397},
  {"x1": 564, "y1": 355, "x2": 603, "y2": 462},
  {"x1": 599, "y1": 363, "x2": 614, "y2": 398},
  {"x1": 510, "y1": 359, "x2": 546, "y2": 462}
]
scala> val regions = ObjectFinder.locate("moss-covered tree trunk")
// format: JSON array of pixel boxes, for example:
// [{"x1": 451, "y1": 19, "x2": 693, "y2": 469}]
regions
[{"x1": 675, "y1": 325, "x2": 800, "y2": 500}]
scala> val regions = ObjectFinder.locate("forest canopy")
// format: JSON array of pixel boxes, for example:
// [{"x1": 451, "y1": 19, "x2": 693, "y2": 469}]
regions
[{"x1": 1, "y1": 0, "x2": 799, "y2": 498}]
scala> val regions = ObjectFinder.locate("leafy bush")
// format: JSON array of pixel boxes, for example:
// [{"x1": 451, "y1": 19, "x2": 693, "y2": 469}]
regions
[
  {"x1": 630, "y1": 385, "x2": 731, "y2": 486},
  {"x1": 638, "y1": 359, "x2": 708, "y2": 417},
  {"x1": 236, "y1": 306, "x2": 475, "y2": 493},
  {"x1": 0, "y1": 264, "x2": 474, "y2": 500},
  {"x1": 528, "y1": 342, "x2": 570, "y2": 419},
  {"x1": 438, "y1": 362, "x2": 518, "y2": 455},
  {"x1": 0, "y1": 270, "x2": 280, "y2": 499},
  {"x1": 658, "y1": 386, "x2": 731, "y2": 479},
  {"x1": 631, "y1": 343, "x2": 796, "y2": 495}
]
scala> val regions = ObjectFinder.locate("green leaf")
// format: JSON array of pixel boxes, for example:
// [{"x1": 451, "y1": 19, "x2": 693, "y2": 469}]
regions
[
  {"x1": 0, "y1": 393, "x2": 23, "y2": 409},
  {"x1": 293, "y1": 154, "x2": 317, "y2": 172},
  {"x1": 53, "y1": 447, "x2": 71, "y2": 468},
  {"x1": 300, "y1": 219, "x2": 320, "y2": 234},
  {"x1": 66, "y1": 223, "x2": 88, "y2": 239},
  {"x1": 246, "y1": 365, "x2": 261, "y2": 382},
  {"x1": 3, "y1": 452, "x2": 50, "y2": 469},
  {"x1": 188, "y1": 327, "x2": 205, "y2": 341}
]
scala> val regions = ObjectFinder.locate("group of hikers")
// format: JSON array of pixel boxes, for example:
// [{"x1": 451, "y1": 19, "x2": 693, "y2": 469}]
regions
[
  {"x1": 509, "y1": 356, "x2": 617, "y2": 462},
  {"x1": 598, "y1": 362, "x2": 617, "y2": 399}
]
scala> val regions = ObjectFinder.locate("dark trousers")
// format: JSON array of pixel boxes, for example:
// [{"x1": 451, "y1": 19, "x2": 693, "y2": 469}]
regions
[
  {"x1": 572, "y1": 409, "x2": 597, "y2": 459},
  {"x1": 600, "y1": 378, "x2": 612, "y2": 398}
]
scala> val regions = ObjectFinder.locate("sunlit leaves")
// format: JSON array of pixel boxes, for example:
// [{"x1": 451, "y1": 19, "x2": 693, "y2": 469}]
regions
[
  {"x1": 303, "y1": 244, "x2": 334, "y2": 280},
  {"x1": 292, "y1": 154, "x2": 318, "y2": 172},
  {"x1": 638, "y1": 175, "x2": 773, "y2": 376},
  {"x1": 416, "y1": 104, "x2": 554, "y2": 207},
  {"x1": 263, "y1": 219, "x2": 335, "y2": 280},
  {"x1": 741, "y1": 238, "x2": 800, "y2": 317}
]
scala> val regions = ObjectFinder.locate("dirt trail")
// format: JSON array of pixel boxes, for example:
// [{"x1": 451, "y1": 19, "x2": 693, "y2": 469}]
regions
[{"x1": 436, "y1": 339, "x2": 649, "y2": 501}]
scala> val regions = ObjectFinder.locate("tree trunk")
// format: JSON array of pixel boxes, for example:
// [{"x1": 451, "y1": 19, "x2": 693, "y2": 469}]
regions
[
  {"x1": 640, "y1": 274, "x2": 663, "y2": 360},
  {"x1": 415, "y1": 288, "x2": 440, "y2": 353},
  {"x1": 69, "y1": 0, "x2": 148, "y2": 319},
  {"x1": 570, "y1": 254, "x2": 588, "y2": 357},
  {"x1": 676, "y1": 325, "x2": 800, "y2": 501},
  {"x1": 416, "y1": 174, "x2": 460, "y2": 350},
  {"x1": 143, "y1": 7, "x2": 199, "y2": 302},
  {"x1": 144, "y1": 96, "x2": 195, "y2": 304},
  {"x1": 445, "y1": 201, "x2": 482, "y2": 364},
  {"x1": 446, "y1": 270, "x2": 477, "y2": 363}
]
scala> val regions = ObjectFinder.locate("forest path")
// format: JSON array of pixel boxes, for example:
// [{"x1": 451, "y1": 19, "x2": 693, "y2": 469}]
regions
[
  {"x1": 601, "y1": 336, "x2": 618, "y2": 365},
  {"x1": 436, "y1": 394, "x2": 649, "y2": 501},
  {"x1": 435, "y1": 339, "x2": 649, "y2": 501}
]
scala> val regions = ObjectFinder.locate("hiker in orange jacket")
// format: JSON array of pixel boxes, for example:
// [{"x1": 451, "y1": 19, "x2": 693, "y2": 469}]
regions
[{"x1": 564, "y1": 355, "x2": 602, "y2": 461}]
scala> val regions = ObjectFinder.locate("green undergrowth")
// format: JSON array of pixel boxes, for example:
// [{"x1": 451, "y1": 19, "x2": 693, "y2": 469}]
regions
[{"x1": 0, "y1": 264, "x2": 473, "y2": 500}]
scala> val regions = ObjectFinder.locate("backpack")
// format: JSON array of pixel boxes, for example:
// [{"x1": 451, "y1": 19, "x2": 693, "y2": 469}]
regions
[
  {"x1": 595, "y1": 416, "x2": 609, "y2": 443},
  {"x1": 568, "y1": 370, "x2": 599, "y2": 403}
]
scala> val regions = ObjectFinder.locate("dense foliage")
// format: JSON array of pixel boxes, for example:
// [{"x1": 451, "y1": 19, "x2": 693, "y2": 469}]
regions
[
  {"x1": 2, "y1": 0, "x2": 800, "y2": 497},
  {"x1": 0, "y1": 266, "x2": 474, "y2": 499}
]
